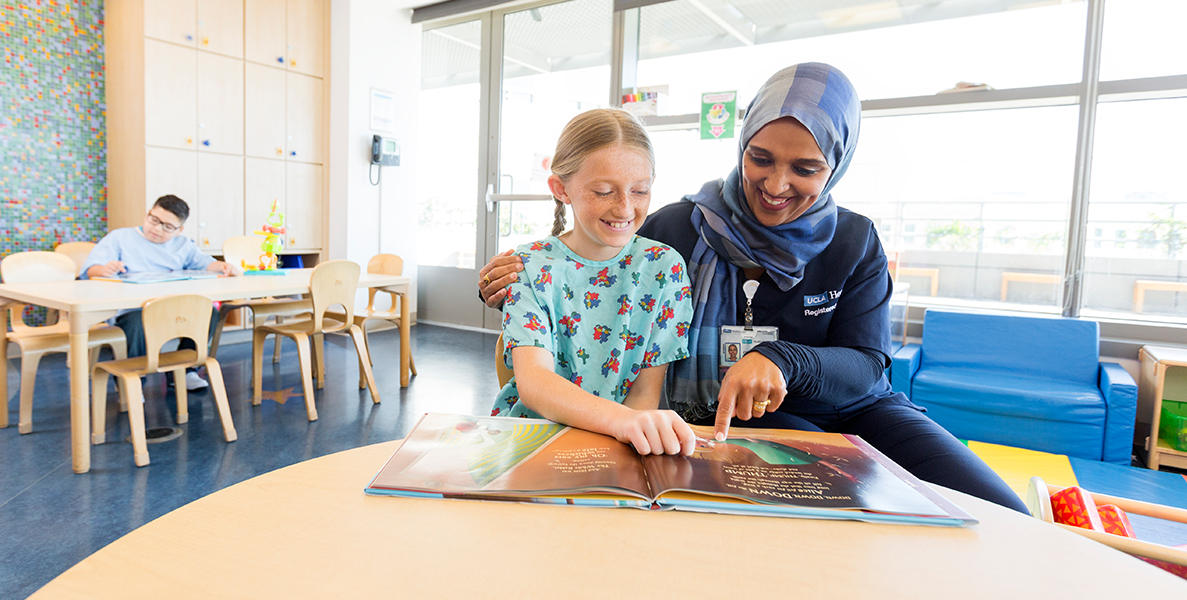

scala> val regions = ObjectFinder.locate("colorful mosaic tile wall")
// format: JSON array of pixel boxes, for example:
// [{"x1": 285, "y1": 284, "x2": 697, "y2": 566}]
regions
[{"x1": 0, "y1": 1, "x2": 106, "y2": 260}]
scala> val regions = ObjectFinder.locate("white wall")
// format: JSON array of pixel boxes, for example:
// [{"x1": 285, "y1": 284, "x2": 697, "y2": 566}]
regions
[{"x1": 328, "y1": 0, "x2": 420, "y2": 315}]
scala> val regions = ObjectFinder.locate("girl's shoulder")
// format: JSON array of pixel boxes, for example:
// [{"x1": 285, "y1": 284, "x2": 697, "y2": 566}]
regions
[
  {"x1": 611, "y1": 236, "x2": 687, "y2": 290},
  {"x1": 512, "y1": 237, "x2": 566, "y2": 266},
  {"x1": 626, "y1": 235, "x2": 682, "y2": 266}
]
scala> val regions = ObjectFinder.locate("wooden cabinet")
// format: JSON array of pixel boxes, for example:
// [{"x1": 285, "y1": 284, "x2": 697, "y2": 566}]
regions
[
  {"x1": 1139, "y1": 345, "x2": 1187, "y2": 471},
  {"x1": 245, "y1": 0, "x2": 287, "y2": 68},
  {"x1": 246, "y1": 0, "x2": 323, "y2": 76},
  {"x1": 286, "y1": 0, "x2": 324, "y2": 77},
  {"x1": 197, "y1": 52, "x2": 244, "y2": 154},
  {"x1": 145, "y1": 0, "x2": 198, "y2": 47},
  {"x1": 286, "y1": 72, "x2": 323, "y2": 163},
  {"x1": 197, "y1": 154, "x2": 246, "y2": 252},
  {"x1": 244, "y1": 159, "x2": 319, "y2": 253},
  {"x1": 146, "y1": 0, "x2": 244, "y2": 56},
  {"x1": 198, "y1": 0, "x2": 245, "y2": 57},
  {"x1": 245, "y1": 63, "x2": 288, "y2": 159},
  {"x1": 245, "y1": 158, "x2": 286, "y2": 234},
  {"x1": 285, "y1": 162, "x2": 322, "y2": 251},
  {"x1": 107, "y1": 0, "x2": 326, "y2": 257},
  {"x1": 144, "y1": 39, "x2": 197, "y2": 150}
]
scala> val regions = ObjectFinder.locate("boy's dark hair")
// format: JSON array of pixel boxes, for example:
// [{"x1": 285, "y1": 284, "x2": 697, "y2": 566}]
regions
[{"x1": 153, "y1": 194, "x2": 190, "y2": 223}]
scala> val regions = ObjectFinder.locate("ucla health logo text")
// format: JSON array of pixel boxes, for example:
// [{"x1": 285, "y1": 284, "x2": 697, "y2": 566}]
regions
[{"x1": 803, "y1": 289, "x2": 843, "y2": 316}]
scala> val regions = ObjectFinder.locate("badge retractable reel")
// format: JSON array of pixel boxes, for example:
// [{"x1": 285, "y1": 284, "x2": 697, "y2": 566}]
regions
[{"x1": 719, "y1": 279, "x2": 779, "y2": 377}]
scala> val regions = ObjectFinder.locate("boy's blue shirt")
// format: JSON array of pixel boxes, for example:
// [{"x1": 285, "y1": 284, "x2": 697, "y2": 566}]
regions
[
  {"x1": 79, "y1": 227, "x2": 214, "y2": 279},
  {"x1": 79, "y1": 227, "x2": 215, "y2": 317}
]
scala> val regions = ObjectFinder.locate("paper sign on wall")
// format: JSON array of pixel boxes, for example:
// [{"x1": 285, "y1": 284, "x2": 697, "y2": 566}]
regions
[
  {"x1": 370, "y1": 88, "x2": 396, "y2": 133},
  {"x1": 531, "y1": 153, "x2": 552, "y2": 184},
  {"x1": 701, "y1": 91, "x2": 737, "y2": 140}
]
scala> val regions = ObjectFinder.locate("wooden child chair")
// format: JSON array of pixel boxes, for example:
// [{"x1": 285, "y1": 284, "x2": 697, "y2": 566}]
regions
[
  {"x1": 251, "y1": 260, "x2": 379, "y2": 421},
  {"x1": 325, "y1": 253, "x2": 417, "y2": 389},
  {"x1": 53, "y1": 241, "x2": 96, "y2": 276},
  {"x1": 91, "y1": 294, "x2": 236, "y2": 467},
  {"x1": 1, "y1": 251, "x2": 127, "y2": 433},
  {"x1": 495, "y1": 333, "x2": 512, "y2": 388},
  {"x1": 209, "y1": 235, "x2": 311, "y2": 361},
  {"x1": 1027, "y1": 476, "x2": 1187, "y2": 578}
]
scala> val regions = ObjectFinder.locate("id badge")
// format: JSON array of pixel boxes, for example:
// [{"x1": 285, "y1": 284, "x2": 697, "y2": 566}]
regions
[{"x1": 719, "y1": 325, "x2": 779, "y2": 377}]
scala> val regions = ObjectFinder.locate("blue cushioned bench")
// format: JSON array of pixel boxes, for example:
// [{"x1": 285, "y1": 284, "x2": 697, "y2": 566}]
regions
[{"x1": 891, "y1": 309, "x2": 1137, "y2": 465}]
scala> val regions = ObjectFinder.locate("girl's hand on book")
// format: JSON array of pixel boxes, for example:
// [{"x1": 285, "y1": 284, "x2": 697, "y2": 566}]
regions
[
  {"x1": 715, "y1": 353, "x2": 787, "y2": 441},
  {"x1": 613, "y1": 410, "x2": 695, "y2": 456}
]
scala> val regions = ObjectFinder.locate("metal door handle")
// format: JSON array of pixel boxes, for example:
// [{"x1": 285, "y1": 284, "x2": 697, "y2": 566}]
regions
[{"x1": 484, "y1": 184, "x2": 552, "y2": 213}]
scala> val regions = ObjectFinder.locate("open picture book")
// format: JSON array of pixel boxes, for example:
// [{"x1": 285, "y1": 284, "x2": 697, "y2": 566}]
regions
[
  {"x1": 91, "y1": 270, "x2": 222, "y2": 284},
  {"x1": 365, "y1": 413, "x2": 977, "y2": 527}
]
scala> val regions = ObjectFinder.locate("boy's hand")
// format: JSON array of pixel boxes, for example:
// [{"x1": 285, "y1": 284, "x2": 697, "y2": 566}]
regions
[
  {"x1": 478, "y1": 249, "x2": 523, "y2": 309},
  {"x1": 612, "y1": 410, "x2": 695, "y2": 456},
  {"x1": 91, "y1": 261, "x2": 126, "y2": 278},
  {"x1": 207, "y1": 261, "x2": 235, "y2": 276}
]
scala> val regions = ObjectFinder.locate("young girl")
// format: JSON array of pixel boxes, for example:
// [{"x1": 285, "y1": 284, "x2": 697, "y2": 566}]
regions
[{"x1": 491, "y1": 108, "x2": 696, "y2": 456}]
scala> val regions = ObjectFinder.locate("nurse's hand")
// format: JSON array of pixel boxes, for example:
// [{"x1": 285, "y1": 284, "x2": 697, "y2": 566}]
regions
[
  {"x1": 714, "y1": 352, "x2": 787, "y2": 441},
  {"x1": 478, "y1": 249, "x2": 524, "y2": 309}
]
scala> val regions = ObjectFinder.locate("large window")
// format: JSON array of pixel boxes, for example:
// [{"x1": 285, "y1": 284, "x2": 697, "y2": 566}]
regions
[
  {"x1": 839, "y1": 106, "x2": 1080, "y2": 306},
  {"x1": 495, "y1": 0, "x2": 612, "y2": 253},
  {"x1": 620, "y1": 0, "x2": 1185, "y2": 323},
  {"x1": 633, "y1": 0, "x2": 1085, "y2": 111},
  {"x1": 1083, "y1": 97, "x2": 1187, "y2": 318},
  {"x1": 417, "y1": 19, "x2": 482, "y2": 269},
  {"x1": 416, "y1": 0, "x2": 1187, "y2": 326}
]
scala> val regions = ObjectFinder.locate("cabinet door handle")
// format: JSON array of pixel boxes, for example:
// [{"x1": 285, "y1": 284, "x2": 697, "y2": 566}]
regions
[
  {"x1": 290, "y1": 59, "x2": 297, "y2": 67},
  {"x1": 185, "y1": 34, "x2": 194, "y2": 41},
  {"x1": 276, "y1": 147, "x2": 283, "y2": 155},
  {"x1": 277, "y1": 57, "x2": 284, "y2": 64},
  {"x1": 186, "y1": 137, "x2": 193, "y2": 145},
  {"x1": 203, "y1": 37, "x2": 209, "y2": 45},
  {"x1": 291, "y1": 151, "x2": 297, "y2": 157},
  {"x1": 202, "y1": 140, "x2": 211, "y2": 147}
]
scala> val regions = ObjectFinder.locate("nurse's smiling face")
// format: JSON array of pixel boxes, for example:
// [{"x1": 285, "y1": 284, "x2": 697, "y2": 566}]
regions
[{"x1": 740, "y1": 117, "x2": 832, "y2": 228}]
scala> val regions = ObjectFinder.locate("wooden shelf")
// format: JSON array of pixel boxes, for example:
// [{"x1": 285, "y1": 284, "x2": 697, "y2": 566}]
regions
[{"x1": 1138, "y1": 345, "x2": 1187, "y2": 470}]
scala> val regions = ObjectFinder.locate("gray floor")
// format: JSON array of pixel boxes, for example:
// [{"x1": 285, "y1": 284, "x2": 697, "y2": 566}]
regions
[{"x1": 0, "y1": 324, "x2": 500, "y2": 599}]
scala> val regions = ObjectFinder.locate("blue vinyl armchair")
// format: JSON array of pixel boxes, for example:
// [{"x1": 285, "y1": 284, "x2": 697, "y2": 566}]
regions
[{"x1": 891, "y1": 309, "x2": 1137, "y2": 464}]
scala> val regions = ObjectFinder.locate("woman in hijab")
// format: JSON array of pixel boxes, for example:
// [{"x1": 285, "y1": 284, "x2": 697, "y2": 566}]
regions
[{"x1": 480, "y1": 63, "x2": 1027, "y2": 513}]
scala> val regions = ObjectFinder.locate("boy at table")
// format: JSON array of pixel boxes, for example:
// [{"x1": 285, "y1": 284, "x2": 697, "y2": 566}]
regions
[{"x1": 80, "y1": 195, "x2": 236, "y2": 390}]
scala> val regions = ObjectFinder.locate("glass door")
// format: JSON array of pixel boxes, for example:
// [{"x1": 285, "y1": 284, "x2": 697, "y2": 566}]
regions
[
  {"x1": 481, "y1": 0, "x2": 613, "y2": 328},
  {"x1": 417, "y1": 16, "x2": 489, "y2": 328}
]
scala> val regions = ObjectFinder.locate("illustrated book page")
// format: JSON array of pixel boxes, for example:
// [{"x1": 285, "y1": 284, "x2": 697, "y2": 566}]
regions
[{"x1": 366, "y1": 413, "x2": 976, "y2": 526}]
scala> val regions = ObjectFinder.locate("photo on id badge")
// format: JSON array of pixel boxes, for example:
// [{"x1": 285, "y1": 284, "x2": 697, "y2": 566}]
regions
[{"x1": 719, "y1": 325, "x2": 778, "y2": 377}]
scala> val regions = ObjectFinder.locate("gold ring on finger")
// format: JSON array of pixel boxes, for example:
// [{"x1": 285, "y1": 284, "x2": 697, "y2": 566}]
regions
[{"x1": 482, "y1": 275, "x2": 492, "y2": 286}]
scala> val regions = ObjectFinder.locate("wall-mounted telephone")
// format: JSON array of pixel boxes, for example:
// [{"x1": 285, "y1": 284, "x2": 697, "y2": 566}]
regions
[{"x1": 371, "y1": 135, "x2": 400, "y2": 166}]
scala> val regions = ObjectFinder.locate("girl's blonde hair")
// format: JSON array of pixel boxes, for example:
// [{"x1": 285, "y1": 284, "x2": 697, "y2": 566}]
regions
[{"x1": 549, "y1": 108, "x2": 655, "y2": 237}]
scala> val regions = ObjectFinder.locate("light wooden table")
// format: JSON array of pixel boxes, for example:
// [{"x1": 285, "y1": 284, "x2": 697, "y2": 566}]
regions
[
  {"x1": 30, "y1": 440, "x2": 1187, "y2": 599},
  {"x1": 0, "y1": 269, "x2": 411, "y2": 473}
]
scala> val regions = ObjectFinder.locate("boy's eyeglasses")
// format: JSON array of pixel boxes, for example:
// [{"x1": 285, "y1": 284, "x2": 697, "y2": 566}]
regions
[{"x1": 146, "y1": 213, "x2": 180, "y2": 233}]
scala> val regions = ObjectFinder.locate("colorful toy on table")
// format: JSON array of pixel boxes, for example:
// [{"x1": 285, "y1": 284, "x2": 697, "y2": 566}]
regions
[{"x1": 242, "y1": 200, "x2": 288, "y2": 276}]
